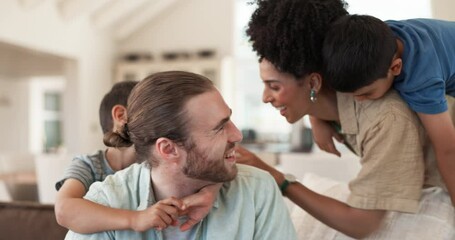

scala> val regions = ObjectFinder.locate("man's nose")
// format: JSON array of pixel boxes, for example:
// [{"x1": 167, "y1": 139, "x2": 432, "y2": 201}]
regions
[{"x1": 229, "y1": 122, "x2": 243, "y2": 143}]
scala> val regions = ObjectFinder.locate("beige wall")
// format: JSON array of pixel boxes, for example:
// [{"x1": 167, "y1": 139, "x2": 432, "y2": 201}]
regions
[
  {"x1": 432, "y1": 0, "x2": 455, "y2": 20},
  {"x1": 0, "y1": 0, "x2": 115, "y2": 154},
  {"x1": 119, "y1": 0, "x2": 235, "y2": 59}
]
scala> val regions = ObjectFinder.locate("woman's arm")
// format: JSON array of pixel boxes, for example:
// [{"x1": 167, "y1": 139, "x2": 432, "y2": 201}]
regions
[
  {"x1": 309, "y1": 116, "x2": 344, "y2": 157},
  {"x1": 418, "y1": 111, "x2": 455, "y2": 206},
  {"x1": 235, "y1": 146, "x2": 385, "y2": 239}
]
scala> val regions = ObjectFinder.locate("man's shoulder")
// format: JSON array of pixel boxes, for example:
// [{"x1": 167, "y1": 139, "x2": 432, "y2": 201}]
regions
[
  {"x1": 85, "y1": 163, "x2": 149, "y2": 208},
  {"x1": 233, "y1": 164, "x2": 276, "y2": 188},
  {"x1": 236, "y1": 164, "x2": 272, "y2": 179},
  {"x1": 103, "y1": 162, "x2": 145, "y2": 182}
]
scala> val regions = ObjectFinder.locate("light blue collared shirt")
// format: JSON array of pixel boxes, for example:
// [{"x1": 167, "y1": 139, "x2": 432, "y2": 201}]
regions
[{"x1": 65, "y1": 163, "x2": 297, "y2": 240}]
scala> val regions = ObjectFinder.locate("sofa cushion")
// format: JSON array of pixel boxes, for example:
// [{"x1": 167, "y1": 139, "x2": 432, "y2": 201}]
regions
[{"x1": 0, "y1": 201, "x2": 67, "y2": 240}]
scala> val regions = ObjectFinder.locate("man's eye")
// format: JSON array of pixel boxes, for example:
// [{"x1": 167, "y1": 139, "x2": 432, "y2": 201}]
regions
[{"x1": 215, "y1": 125, "x2": 225, "y2": 133}]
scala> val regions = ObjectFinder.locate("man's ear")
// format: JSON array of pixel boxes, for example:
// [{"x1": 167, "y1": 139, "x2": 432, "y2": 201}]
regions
[
  {"x1": 155, "y1": 138, "x2": 180, "y2": 162},
  {"x1": 390, "y1": 57, "x2": 402, "y2": 76}
]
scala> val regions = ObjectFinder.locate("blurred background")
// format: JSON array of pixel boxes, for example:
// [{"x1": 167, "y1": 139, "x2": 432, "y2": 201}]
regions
[{"x1": 0, "y1": 0, "x2": 452, "y2": 203}]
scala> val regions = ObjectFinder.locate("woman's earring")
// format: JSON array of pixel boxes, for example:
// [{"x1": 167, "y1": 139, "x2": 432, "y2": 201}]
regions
[{"x1": 310, "y1": 89, "x2": 317, "y2": 103}]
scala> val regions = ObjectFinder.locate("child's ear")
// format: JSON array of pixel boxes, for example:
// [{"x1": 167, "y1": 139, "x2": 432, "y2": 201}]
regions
[
  {"x1": 111, "y1": 105, "x2": 127, "y2": 131},
  {"x1": 112, "y1": 104, "x2": 127, "y2": 122},
  {"x1": 390, "y1": 57, "x2": 402, "y2": 76}
]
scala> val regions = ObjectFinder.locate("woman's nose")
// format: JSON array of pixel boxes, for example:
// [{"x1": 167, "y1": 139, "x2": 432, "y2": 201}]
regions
[{"x1": 262, "y1": 92, "x2": 272, "y2": 103}]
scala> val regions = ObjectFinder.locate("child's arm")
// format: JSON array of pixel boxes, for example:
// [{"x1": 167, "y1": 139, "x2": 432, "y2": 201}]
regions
[
  {"x1": 55, "y1": 179, "x2": 183, "y2": 233},
  {"x1": 55, "y1": 179, "x2": 217, "y2": 233},
  {"x1": 418, "y1": 112, "x2": 455, "y2": 206},
  {"x1": 309, "y1": 116, "x2": 344, "y2": 156}
]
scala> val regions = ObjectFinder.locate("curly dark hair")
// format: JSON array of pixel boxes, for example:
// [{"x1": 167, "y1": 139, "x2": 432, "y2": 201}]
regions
[{"x1": 246, "y1": 0, "x2": 348, "y2": 78}]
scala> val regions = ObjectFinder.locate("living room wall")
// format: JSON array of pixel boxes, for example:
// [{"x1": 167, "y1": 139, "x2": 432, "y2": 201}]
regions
[{"x1": 0, "y1": 0, "x2": 115, "y2": 154}]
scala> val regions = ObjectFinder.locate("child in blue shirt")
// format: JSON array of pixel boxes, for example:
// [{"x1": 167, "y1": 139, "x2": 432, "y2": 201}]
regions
[{"x1": 314, "y1": 14, "x2": 455, "y2": 205}]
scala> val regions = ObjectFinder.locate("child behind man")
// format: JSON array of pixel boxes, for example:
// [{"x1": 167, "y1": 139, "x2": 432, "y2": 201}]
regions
[{"x1": 55, "y1": 81, "x2": 217, "y2": 233}]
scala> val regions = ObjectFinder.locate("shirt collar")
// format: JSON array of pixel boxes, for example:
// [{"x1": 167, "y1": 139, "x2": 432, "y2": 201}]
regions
[
  {"x1": 138, "y1": 163, "x2": 223, "y2": 210},
  {"x1": 336, "y1": 92, "x2": 359, "y2": 135}
]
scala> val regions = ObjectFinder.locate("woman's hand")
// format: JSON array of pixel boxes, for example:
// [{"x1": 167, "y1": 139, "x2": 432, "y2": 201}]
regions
[
  {"x1": 235, "y1": 145, "x2": 268, "y2": 170},
  {"x1": 235, "y1": 145, "x2": 284, "y2": 185},
  {"x1": 310, "y1": 116, "x2": 343, "y2": 157}
]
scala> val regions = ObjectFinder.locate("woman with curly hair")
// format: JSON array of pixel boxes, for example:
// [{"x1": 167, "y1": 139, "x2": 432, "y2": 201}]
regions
[
  {"x1": 240, "y1": 0, "x2": 455, "y2": 239},
  {"x1": 247, "y1": 0, "x2": 348, "y2": 156},
  {"x1": 247, "y1": 0, "x2": 348, "y2": 78}
]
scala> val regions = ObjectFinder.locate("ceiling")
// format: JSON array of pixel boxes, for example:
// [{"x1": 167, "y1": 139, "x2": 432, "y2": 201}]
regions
[
  {"x1": 0, "y1": 41, "x2": 68, "y2": 78},
  {"x1": 18, "y1": 0, "x2": 183, "y2": 41}
]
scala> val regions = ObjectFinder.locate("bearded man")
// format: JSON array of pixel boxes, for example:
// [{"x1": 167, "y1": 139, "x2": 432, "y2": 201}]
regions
[{"x1": 65, "y1": 71, "x2": 297, "y2": 240}]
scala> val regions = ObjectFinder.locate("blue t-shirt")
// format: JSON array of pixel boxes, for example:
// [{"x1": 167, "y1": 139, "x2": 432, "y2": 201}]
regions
[{"x1": 386, "y1": 19, "x2": 455, "y2": 114}]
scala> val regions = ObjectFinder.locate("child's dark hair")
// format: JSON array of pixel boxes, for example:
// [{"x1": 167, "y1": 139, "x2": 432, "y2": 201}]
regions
[
  {"x1": 246, "y1": 0, "x2": 349, "y2": 78},
  {"x1": 99, "y1": 81, "x2": 138, "y2": 134},
  {"x1": 322, "y1": 14, "x2": 397, "y2": 92}
]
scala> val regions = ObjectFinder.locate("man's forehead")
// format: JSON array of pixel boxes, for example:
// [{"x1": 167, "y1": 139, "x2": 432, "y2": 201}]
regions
[{"x1": 185, "y1": 90, "x2": 231, "y2": 128}]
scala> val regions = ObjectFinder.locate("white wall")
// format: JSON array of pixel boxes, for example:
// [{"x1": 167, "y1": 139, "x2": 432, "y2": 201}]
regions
[
  {"x1": 0, "y1": 78, "x2": 30, "y2": 154},
  {"x1": 0, "y1": 0, "x2": 115, "y2": 155},
  {"x1": 347, "y1": 0, "x2": 432, "y2": 19},
  {"x1": 347, "y1": 0, "x2": 455, "y2": 21},
  {"x1": 119, "y1": 0, "x2": 235, "y2": 58}
]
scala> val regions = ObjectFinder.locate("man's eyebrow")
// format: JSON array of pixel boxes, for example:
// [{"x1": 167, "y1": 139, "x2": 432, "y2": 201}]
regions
[{"x1": 212, "y1": 109, "x2": 232, "y2": 131}]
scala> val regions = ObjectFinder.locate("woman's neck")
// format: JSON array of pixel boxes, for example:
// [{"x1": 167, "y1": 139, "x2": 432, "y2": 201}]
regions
[{"x1": 311, "y1": 88, "x2": 339, "y2": 123}]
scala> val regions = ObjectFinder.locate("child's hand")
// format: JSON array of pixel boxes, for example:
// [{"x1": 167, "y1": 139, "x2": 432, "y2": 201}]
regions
[
  {"x1": 131, "y1": 197, "x2": 184, "y2": 232},
  {"x1": 179, "y1": 183, "x2": 222, "y2": 231},
  {"x1": 310, "y1": 116, "x2": 343, "y2": 157}
]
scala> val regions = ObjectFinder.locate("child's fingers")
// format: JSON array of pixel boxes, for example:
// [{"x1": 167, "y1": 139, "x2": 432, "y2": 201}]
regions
[
  {"x1": 155, "y1": 203, "x2": 180, "y2": 221},
  {"x1": 152, "y1": 214, "x2": 170, "y2": 231},
  {"x1": 179, "y1": 217, "x2": 201, "y2": 232},
  {"x1": 153, "y1": 209, "x2": 175, "y2": 225},
  {"x1": 160, "y1": 197, "x2": 185, "y2": 210}
]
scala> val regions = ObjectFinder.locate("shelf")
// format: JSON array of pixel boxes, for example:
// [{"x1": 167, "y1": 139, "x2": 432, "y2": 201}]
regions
[{"x1": 115, "y1": 58, "x2": 221, "y2": 87}]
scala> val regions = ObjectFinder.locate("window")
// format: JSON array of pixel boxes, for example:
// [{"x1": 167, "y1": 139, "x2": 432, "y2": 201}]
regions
[{"x1": 43, "y1": 92, "x2": 62, "y2": 153}]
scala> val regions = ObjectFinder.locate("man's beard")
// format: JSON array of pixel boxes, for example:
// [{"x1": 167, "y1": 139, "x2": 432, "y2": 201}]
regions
[{"x1": 183, "y1": 143, "x2": 237, "y2": 182}]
